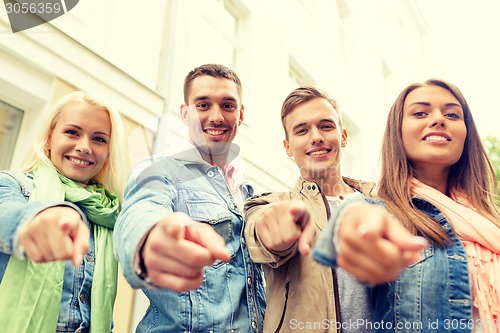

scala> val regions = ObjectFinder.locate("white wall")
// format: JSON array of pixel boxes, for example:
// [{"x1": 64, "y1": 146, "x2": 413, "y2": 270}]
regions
[{"x1": 0, "y1": 1, "x2": 428, "y2": 331}]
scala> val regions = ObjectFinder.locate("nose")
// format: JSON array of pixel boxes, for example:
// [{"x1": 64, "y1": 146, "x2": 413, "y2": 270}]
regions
[
  {"x1": 429, "y1": 110, "x2": 445, "y2": 128},
  {"x1": 310, "y1": 127, "x2": 324, "y2": 144},
  {"x1": 75, "y1": 137, "x2": 91, "y2": 155},
  {"x1": 208, "y1": 106, "x2": 224, "y2": 124}
]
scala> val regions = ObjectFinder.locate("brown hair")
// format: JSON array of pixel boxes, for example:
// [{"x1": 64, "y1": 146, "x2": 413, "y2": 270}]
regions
[
  {"x1": 379, "y1": 78, "x2": 500, "y2": 244},
  {"x1": 281, "y1": 85, "x2": 341, "y2": 139},
  {"x1": 183, "y1": 64, "x2": 242, "y2": 104}
]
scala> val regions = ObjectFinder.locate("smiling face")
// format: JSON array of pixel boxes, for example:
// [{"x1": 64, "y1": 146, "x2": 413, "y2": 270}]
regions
[
  {"x1": 283, "y1": 97, "x2": 347, "y2": 181},
  {"x1": 180, "y1": 75, "x2": 244, "y2": 165},
  {"x1": 402, "y1": 85, "x2": 467, "y2": 175},
  {"x1": 47, "y1": 102, "x2": 111, "y2": 184}
]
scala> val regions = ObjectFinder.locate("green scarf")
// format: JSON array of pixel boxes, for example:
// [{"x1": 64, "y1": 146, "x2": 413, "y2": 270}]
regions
[{"x1": 0, "y1": 162, "x2": 119, "y2": 332}]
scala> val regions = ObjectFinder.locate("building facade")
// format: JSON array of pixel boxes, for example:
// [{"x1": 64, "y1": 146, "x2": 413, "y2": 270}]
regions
[{"x1": 0, "y1": 1, "x2": 427, "y2": 331}]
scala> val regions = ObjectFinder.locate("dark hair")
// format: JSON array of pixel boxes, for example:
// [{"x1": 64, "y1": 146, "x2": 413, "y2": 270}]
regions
[{"x1": 183, "y1": 64, "x2": 242, "y2": 103}]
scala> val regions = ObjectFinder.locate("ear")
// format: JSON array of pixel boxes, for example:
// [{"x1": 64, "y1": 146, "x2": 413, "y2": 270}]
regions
[
  {"x1": 341, "y1": 129, "x2": 348, "y2": 147},
  {"x1": 45, "y1": 134, "x2": 52, "y2": 156},
  {"x1": 238, "y1": 105, "x2": 245, "y2": 126},
  {"x1": 283, "y1": 138, "x2": 293, "y2": 157},
  {"x1": 180, "y1": 103, "x2": 189, "y2": 125}
]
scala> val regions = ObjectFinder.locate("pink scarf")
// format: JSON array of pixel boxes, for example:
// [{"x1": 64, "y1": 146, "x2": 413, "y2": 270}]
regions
[{"x1": 410, "y1": 178, "x2": 500, "y2": 332}]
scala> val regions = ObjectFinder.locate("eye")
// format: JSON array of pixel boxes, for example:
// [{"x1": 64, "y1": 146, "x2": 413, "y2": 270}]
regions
[
  {"x1": 445, "y1": 112, "x2": 461, "y2": 119},
  {"x1": 295, "y1": 128, "x2": 307, "y2": 135},
  {"x1": 93, "y1": 136, "x2": 108, "y2": 144},
  {"x1": 65, "y1": 129, "x2": 79, "y2": 136},
  {"x1": 412, "y1": 111, "x2": 427, "y2": 118},
  {"x1": 222, "y1": 103, "x2": 236, "y2": 111},
  {"x1": 196, "y1": 103, "x2": 210, "y2": 111},
  {"x1": 320, "y1": 124, "x2": 335, "y2": 130}
]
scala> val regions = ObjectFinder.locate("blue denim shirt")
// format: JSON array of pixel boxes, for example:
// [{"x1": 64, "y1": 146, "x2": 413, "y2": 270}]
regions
[
  {"x1": 114, "y1": 147, "x2": 265, "y2": 333},
  {"x1": 0, "y1": 171, "x2": 97, "y2": 333},
  {"x1": 312, "y1": 197, "x2": 472, "y2": 333}
]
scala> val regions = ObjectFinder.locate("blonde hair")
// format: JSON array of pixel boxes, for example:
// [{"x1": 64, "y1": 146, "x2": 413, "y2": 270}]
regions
[{"x1": 21, "y1": 91, "x2": 126, "y2": 198}]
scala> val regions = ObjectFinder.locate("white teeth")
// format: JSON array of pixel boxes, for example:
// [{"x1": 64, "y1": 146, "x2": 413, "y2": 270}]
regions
[
  {"x1": 206, "y1": 130, "x2": 224, "y2": 135},
  {"x1": 69, "y1": 157, "x2": 91, "y2": 165},
  {"x1": 309, "y1": 150, "x2": 329, "y2": 156},
  {"x1": 424, "y1": 135, "x2": 448, "y2": 142}
]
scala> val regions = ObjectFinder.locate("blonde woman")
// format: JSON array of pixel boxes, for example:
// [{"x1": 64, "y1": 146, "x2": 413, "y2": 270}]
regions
[{"x1": 0, "y1": 91, "x2": 125, "y2": 333}]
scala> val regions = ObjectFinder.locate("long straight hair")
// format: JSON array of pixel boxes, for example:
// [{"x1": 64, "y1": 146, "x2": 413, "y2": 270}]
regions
[
  {"x1": 378, "y1": 78, "x2": 500, "y2": 244},
  {"x1": 21, "y1": 91, "x2": 126, "y2": 199}
]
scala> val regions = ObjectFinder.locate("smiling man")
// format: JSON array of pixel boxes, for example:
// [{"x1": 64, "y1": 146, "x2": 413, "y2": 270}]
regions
[
  {"x1": 114, "y1": 64, "x2": 265, "y2": 333},
  {"x1": 243, "y1": 86, "x2": 376, "y2": 333}
]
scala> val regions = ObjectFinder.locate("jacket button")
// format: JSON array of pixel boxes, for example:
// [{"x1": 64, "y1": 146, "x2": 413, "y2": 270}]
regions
[
  {"x1": 312, "y1": 185, "x2": 316, "y2": 190},
  {"x1": 207, "y1": 170, "x2": 215, "y2": 177},
  {"x1": 307, "y1": 186, "x2": 311, "y2": 190},
  {"x1": 247, "y1": 277, "x2": 252, "y2": 285},
  {"x1": 251, "y1": 321, "x2": 257, "y2": 329}
]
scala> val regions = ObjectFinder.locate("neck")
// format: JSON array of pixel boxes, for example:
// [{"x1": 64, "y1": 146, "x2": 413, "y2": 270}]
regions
[
  {"x1": 413, "y1": 166, "x2": 450, "y2": 195},
  {"x1": 198, "y1": 149, "x2": 228, "y2": 169}
]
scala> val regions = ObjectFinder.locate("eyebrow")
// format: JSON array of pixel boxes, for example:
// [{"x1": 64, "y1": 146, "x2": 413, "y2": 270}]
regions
[
  {"x1": 291, "y1": 122, "x2": 307, "y2": 132},
  {"x1": 65, "y1": 124, "x2": 110, "y2": 137},
  {"x1": 408, "y1": 101, "x2": 462, "y2": 108},
  {"x1": 291, "y1": 119, "x2": 336, "y2": 132},
  {"x1": 192, "y1": 96, "x2": 237, "y2": 103}
]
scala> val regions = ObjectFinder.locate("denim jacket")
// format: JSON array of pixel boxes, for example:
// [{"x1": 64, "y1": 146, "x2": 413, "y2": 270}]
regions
[
  {"x1": 313, "y1": 197, "x2": 472, "y2": 333},
  {"x1": 114, "y1": 146, "x2": 266, "y2": 333},
  {"x1": 0, "y1": 171, "x2": 97, "y2": 333}
]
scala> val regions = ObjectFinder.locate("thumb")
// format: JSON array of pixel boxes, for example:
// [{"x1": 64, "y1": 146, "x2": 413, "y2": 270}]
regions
[
  {"x1": 185, "y1": 224, "x2": 231, "y2": 262},
  {"x1": 356, "y1": 209, "x2": 428, "y2": 252},
  {"x1": 383, "y1": 217, "x2": 429, "y2": 251},
  {"x1": 289, "y1": 201, "x2": 310, "y2": 229},
  {"x1": 62, "y1": 220, "x2": 90, "y2": 267},
  {"x1": 60, "y1": 219, "x2": 78, "y2": 235},
  {"x1": 161, "y1": 212, "x2": 190, "y2": 240}
]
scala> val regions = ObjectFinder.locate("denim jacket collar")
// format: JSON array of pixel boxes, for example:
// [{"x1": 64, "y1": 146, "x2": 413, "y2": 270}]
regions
[{"x1": 163, "y1": 140, "x2": 242, "y2": 166}]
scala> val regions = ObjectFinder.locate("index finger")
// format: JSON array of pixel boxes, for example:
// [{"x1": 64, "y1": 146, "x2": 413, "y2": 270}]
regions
[
  {"x1": 68, "y1": 221, "x2": 90, "y2": 266},
  {"x1": 185, "y1": 224, "x2": 231, "y2": 262},
  {"x1": 298, "y1": 220, "x2": 315, "y2": 256}
]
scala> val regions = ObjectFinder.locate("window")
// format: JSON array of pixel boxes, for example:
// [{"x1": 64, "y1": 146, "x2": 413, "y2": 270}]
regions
[
  {"x1": 0, "y1": 101, "x2": 23, "y2": 169},
  {"x1": 287, "y1": 56, "x2": 315, "y2": 91},
  {"x1": 382, "y1": 59, "x2": 396, "y2": 109},
  {"x1": 337, "y1": 0, "x2": 352, "y2": 60},
  {"x1": 198, "y1": 0, "x2": 249, "y2": 69}
]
